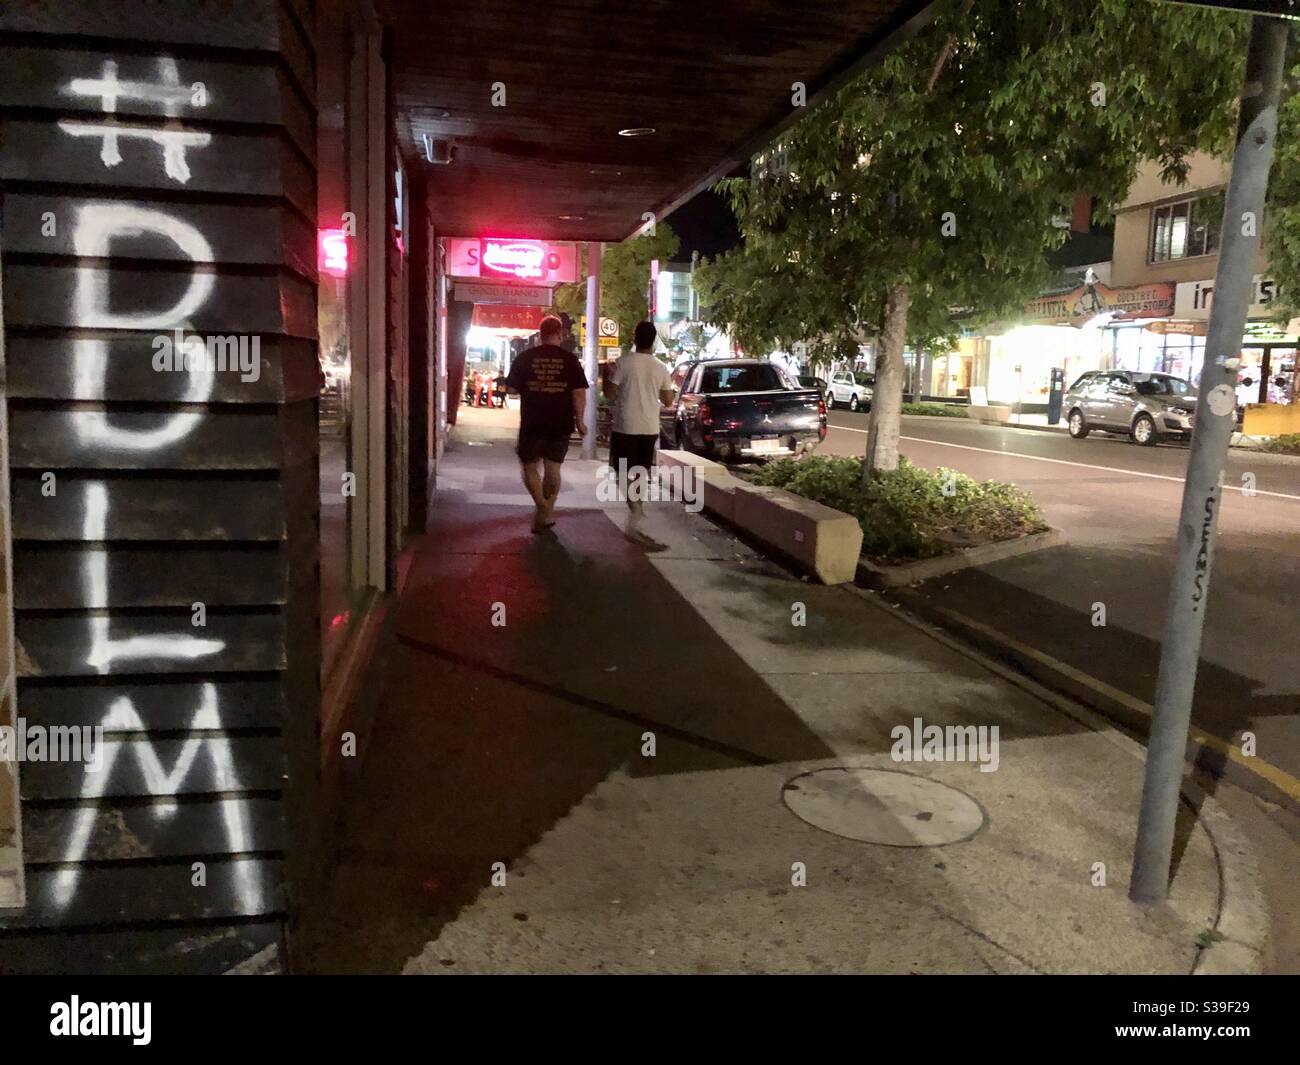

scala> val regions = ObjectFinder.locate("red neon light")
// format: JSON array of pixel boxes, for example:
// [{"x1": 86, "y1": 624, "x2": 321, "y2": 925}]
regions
[
  {"x1": 319, "y1": 228, "x2": 350, "y2": 278},
  {"x1": 480, "y1": 237, "x2": 554, "y2": 280}
]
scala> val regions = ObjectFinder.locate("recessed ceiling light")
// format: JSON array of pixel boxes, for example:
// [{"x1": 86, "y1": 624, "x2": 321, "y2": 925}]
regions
[
  {"x1": 558, "y1": 214, "x2": 583, "y2": 221},
  {"x1": 589, "y1": 168, "x2": 623, "y2": 176},
  {"x1": 617, "y1": 127, "x2": 656, "y2": 137}
]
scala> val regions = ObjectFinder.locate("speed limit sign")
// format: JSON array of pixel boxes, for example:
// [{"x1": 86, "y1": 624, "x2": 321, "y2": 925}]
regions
[{"x1": 598, "y1": 317, "x2": 619, "y2": 347}]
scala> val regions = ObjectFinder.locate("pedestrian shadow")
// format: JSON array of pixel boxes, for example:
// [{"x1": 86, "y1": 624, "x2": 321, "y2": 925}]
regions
[{"x1": 292, "y1": 506, "x2": 839, "y2": 973}]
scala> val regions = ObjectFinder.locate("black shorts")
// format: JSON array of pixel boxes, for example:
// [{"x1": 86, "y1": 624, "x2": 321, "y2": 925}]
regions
[
  {"x1": 516, "y1": 432, "x2": 571, "y2": 464},
  {"x1": 608, "y1": 431, "x2": 658, "y2": 475}
]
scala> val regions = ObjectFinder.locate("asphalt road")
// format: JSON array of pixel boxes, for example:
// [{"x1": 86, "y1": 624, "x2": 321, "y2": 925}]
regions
[{"x1": 819, "y1": 410, "x2": 1300, "y2": 809}]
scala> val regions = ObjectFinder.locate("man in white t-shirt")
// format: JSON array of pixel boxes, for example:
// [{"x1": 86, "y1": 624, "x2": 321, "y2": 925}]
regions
[{"x1": 604, "y1": 321, "x2": 675, "y2": 546}]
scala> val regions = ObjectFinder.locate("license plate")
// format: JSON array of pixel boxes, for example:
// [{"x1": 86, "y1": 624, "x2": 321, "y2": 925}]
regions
[{"x1": 750, "y1": 437, "x2": 781, "y2": 453}]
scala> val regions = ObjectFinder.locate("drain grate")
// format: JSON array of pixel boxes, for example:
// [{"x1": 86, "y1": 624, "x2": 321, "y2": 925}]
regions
[{"x1": 782, "y1": 766, "x2": 986, "y2": 847}]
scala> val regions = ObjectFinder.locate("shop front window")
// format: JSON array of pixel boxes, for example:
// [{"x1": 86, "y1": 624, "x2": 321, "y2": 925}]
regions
[{"x1": 318, "y1": 8, "x2": 357, "y2": 675}]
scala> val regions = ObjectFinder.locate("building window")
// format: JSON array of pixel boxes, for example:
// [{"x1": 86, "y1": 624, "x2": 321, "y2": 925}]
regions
[{"x1": 1149, "y1": 192, "x2": 1223, "y2": 263}]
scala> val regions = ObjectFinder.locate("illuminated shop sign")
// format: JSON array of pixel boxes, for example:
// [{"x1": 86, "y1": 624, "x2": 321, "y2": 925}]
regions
[
  {"x1": 1024, "y1": 281, "x2": 1173, "y2": 327},
  {"x1": 445, "y1": 237, "x2": 578, "y2": 284},
  {"x1": 318, "y1": 228, "x2": 349, "y2": 278},
  {"x1": 481, "y1": 239, "x2": 554, "y2": 279}
]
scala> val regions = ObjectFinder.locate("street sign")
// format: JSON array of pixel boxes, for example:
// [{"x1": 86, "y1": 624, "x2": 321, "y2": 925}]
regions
[
  {"x1": 454, "y1": 281, "x2": 553, "y2": 305},
  {"x1": 581, "y1": 316, "x2": 620, "y2": 347}
]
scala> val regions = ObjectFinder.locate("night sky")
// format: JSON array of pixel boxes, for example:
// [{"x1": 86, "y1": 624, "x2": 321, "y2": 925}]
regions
[{"x1": 666, "y1": 185, "x2": 742, "y2": 264}]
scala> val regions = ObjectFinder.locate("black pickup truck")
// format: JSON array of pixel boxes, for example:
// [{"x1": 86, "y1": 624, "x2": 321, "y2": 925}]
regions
[{"x1": 659, "y1": 359, "x2": 827, "y2": 460}]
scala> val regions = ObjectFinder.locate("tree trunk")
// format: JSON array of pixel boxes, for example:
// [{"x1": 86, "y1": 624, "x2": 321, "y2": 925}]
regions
[{"x1": 864, "y1": 281, "x2": 911, "y2": 475}]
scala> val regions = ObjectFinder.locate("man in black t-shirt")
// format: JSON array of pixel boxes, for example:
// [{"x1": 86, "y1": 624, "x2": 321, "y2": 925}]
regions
[{"x1": 505, "y1": 316, "x2": 589, "y2": 532}]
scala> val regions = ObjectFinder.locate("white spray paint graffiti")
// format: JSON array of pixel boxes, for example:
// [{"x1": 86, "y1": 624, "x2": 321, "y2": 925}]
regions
[
  {"x1": 73, "y1": 203, "x2": 215, "y2": 449},
  {"x1": 58, "y1": 59, "x2": 211, "y2": 183},
  {"x1": 47, "y1": 58, "x2": 262, "y2": 914}
]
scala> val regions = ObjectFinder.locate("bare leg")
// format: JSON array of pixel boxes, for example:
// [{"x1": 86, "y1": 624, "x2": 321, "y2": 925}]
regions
[
  {"x1": 541, "y1": 459, "x2": 562, "y2": 517},
  {"x1": 521, "y1": 461, "x2": 552, "y2": 531}
]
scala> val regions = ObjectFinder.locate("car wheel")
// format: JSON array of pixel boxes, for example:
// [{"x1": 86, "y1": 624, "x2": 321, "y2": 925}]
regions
[
  {"x1": 1067, "y1": 409, "x2": 1089, "y2": 439},
  {"x1": 1131, "y1": 413, "x2": 1158, "y2": 446},
  {"x1": 849, "y1": 394, "x2": 860, "y2": 412}
]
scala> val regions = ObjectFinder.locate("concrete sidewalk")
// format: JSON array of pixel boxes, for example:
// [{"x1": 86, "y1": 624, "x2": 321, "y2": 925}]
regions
[{"x1": 296, "y1": 405, "x2": 1263, "y2": 974}]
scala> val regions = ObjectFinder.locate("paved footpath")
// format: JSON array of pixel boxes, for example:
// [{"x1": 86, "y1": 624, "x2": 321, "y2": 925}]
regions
[{"x1": 295, "y1": 406, "x2": 1264, "y2": 975}]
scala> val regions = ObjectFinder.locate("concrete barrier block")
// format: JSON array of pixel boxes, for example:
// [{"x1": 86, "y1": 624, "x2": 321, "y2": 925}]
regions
[
  {"x1": 700, "y1": 473, "x2": 745, "y2": 523},
  {"x1": 657, "y1": 449, "x2": 736, "y2": 519},
  {"x1": 731, "y1": 483, "x2": 863, "y2": 585},
  {"x1": 656, "y1": 449, "x2": 729, "y2": 479}
]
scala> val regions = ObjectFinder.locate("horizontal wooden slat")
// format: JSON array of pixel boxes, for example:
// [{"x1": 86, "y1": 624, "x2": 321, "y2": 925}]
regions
[
  {"x1": 0, "y1": 119, "x2": 315, "y2": 218},
  {"x1": 18, "y1": 736, "x2": 284, "y2": 800},
  {"x1": 5, "y1": 333, "x2": 319, "y2": 404},
  {"x1": 17, "y1": 610, "x2": 286, "y2": 676},
  {"x1": 21, "y1": 797, "x2": 285, "y2": 863},
  {"x1": 0, "y1": 47, "x2": 315, "y2": 160},
  {"x1": 0, "y1": 919, "x2": 282, "y2": 975},
  {"x1": 0, "y1": 857, "x2": 283, "y2": 928},
  {"x1": 5, "y1": 263, "x2": 316, "y2": 338},
  {"x1": 17, "y1": 679, "x2": 285, "y2": 731},
  {"x1": 9, "y1": 409, "x2": 283, "y2": 469},
  {"x1": 1, "y1": 0, "x2": 291, "y2": 51},
  {"x1": 16, "y1": 544, "x2": 287, "y2": 609},
  {"x1": 11, "y1": 476, "x2": 287, "y2": 540},
  {"x1": 3, "y1": 194, "x2": 315, "y2": 278}
]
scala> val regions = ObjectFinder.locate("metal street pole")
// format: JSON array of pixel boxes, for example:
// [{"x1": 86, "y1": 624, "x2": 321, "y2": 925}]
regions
[
  {"x1": 581, "y1": 241, "x2": 602, "y2": 459},
  {"x1": 1130, "y1": 13, "x2": 1287, "y2": 905}
]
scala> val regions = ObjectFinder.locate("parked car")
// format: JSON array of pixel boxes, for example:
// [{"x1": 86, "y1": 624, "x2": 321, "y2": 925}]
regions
[
  {"x1": 828, "y1": 370, "x2": 874, "y2": 411},
  {"x1": 1064, "y1": 370, "x2": 1197, "y2": 446},
  {"x1": 661, "y1": 359, "x2": 827, "y2": 460},
  {"x1": 797, "y1": 374, "x2": 832, "y2": 406}
]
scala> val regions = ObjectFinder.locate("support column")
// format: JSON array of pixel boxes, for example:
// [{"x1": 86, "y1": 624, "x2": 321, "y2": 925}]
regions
[
  {"x1": 582, "y1": 242, "x2": 602, "y2": 459},
  {"x1": 0, "y1": 0, "x2": 320, "y2": 971}
]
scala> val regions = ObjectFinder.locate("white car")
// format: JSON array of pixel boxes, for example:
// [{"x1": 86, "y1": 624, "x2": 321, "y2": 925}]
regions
[{"x1": 828, "y1": 370, "x2": 874, "y2": 411}]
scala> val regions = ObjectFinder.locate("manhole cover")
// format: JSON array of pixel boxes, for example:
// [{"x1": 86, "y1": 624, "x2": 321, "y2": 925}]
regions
[{"x1": 782, "y1": 767, "x2": 986, "y2": 847}]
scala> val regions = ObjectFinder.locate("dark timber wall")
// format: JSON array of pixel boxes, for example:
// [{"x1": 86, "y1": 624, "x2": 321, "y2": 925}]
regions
[{"x1": 0, "y1": 0, "x2": 320, "y2": 973}]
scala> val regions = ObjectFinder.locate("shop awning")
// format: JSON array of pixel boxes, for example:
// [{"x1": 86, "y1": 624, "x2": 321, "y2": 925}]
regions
[{"x1": 378, "y1": 0, "x2": 938, "y2": 241}]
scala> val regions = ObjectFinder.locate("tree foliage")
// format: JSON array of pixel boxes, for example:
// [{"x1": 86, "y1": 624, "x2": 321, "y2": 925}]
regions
[
  {"x1": 699, "y1": 0, "x2": 1248, "y2": 467},
  {"x1": 553, "y1": 225, "x2": 680, "y2": 348},
  {"x1": 1264, "y1": 33, "x2": 1300, "y2": 321}
]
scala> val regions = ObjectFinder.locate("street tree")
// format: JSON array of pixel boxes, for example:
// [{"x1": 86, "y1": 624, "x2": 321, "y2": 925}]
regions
[
  {"x1": 708, "y1": 0, "x2": 1247, "y2": 472},
  {"x1": 554, "y1": 225, "x2": 681, "y2": 350},
  {"x1": 1262, "y1": 32, "x2": 1300, "y2": 328}
]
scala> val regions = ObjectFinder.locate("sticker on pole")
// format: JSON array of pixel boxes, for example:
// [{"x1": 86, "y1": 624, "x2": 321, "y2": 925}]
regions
[{"x1": 1206, "y1": 384, "x2": 1235, "y2": 417}]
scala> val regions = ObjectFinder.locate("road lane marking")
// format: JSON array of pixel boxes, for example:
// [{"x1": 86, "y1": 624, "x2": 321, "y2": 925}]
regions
[
  {"x1": 923, "y1": 600, "x2": 1300, "y2": 803},
  {"x1": 823, "y1": 423, "x2": 1300, "y2": 502}
]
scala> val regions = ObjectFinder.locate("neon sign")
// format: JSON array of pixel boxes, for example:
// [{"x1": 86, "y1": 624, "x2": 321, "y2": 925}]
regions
[
  {"x1": 480, "y1": 238, "x2": 561, "y2": 280},
  {"x1": 318, "y1": 228, "x2": 349, "y2": 278},
  {"x1": 445, "y1": 237, "x2": 577, "y2": 283}
]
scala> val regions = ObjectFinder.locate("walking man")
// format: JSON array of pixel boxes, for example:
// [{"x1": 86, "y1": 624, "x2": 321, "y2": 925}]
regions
[
  {"x1": 605, "y1": 320, "x2": 674, "y2": 547},
  {"x1": 505, "y1": 316, "x2": 589, "y2": 533}
]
